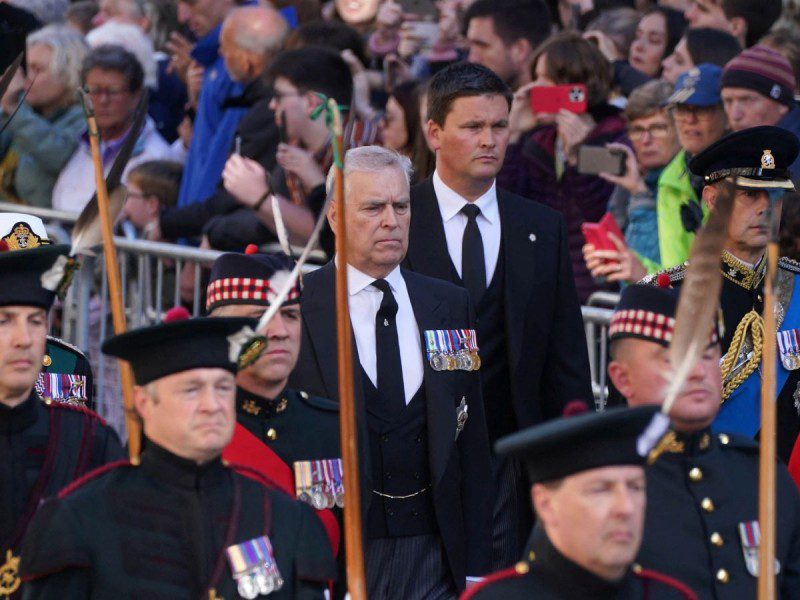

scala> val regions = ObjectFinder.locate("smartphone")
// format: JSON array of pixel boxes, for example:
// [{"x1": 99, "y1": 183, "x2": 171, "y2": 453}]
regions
[
  {"x1": 530, "y1": 84, "x2": 587, "y2": 114},
  {"x1": 398, "y1": 0, "x2": 438, "y2": 19},
  {"x1": 402, "y1": 21, "x2": 440, "y2": 52},
  {"x1": 581, "y1": 213, "x2": 625, "y2": 252},
  {"x1": 278, "y1": 119, "x2": 289, "y2": 145},
  {"x1": 577, "y1": 145, "x2": 626, "y2": 176}
]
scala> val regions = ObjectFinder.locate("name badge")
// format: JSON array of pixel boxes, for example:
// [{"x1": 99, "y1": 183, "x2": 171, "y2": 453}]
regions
[{"x1": 424, "y1": 329, "x2": 480, "y2": 372}]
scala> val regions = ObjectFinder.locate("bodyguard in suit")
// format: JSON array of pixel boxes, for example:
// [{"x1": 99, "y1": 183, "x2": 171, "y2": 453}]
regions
[
  {"x1": 403, "y1": 62, "x2": 592, "y2": 567},
  {"x1": 291, "y1": 145, "x2": 493, "y2": 597},
  {"x1": 608, "y1": 284, "x2": 800, "y2": 599}
]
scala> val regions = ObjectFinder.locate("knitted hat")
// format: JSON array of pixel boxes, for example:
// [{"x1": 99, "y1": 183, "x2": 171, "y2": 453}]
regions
[{"x1": 721, "y1": 45, "x2": 796, "y2": 107}]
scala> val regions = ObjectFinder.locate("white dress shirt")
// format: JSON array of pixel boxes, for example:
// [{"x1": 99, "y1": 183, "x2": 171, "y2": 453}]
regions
[
  {"x1": 432, "y1": 170, "x2": 501, "y2": 286},
  {"x1": 347, "y1": 264, "x2": 424, "y2": 404}
]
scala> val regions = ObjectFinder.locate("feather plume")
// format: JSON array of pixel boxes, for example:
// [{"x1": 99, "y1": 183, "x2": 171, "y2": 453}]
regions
[
  {"x1": 663, "y1": 180, "x2": 735, "y2": 415},
  {"x1": 271, "y1": 194, "x2": 292, "y2": 257},
  {"x1": 70, "y1": 91, "x2": 149, "y2": 256}
]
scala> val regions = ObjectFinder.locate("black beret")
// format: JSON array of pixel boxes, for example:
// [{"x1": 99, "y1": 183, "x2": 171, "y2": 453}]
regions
[
  {"x1": 206, "y1": 250, "x2": 300, "y2": 313},
  {"x1": 102, "y1": 313, "x2": 257, "y2": 385},
  {"x1": 495, "y1": 405, "x2": 662, "y2": 483},
  {"x1": 689, "y1": 126, "x2": 798, "y2": 190}
]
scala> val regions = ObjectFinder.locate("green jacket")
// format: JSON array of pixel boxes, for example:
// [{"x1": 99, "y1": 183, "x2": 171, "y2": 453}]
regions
[
  {"x1": 0, "y1": 102, "x2": 85, "y2": 207},
  {"x1": 639, "y1": 150, "x2": 709, "y2": 273}
]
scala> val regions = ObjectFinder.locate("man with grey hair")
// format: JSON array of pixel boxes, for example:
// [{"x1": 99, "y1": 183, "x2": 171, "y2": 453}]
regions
[
  {"x1": 292, "y1": 145, "x2": 493, "y2": 597},
  {"x1": 0, "y1": 25, "x2": 89, "y2": 207}
]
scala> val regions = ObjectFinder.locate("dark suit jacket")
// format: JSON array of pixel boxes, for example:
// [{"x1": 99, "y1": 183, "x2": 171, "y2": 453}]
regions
[
  {"x1": 404, "y1": 178, "x2": 592, "y2": 428},
  {"x1": 290, "y1": 262, "x2": 493, "y2": 587}
]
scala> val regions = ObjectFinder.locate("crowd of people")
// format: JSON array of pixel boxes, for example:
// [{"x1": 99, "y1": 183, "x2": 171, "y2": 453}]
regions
[{"x1": 3, "y1": 0, "x2": 800, "y2": 598}]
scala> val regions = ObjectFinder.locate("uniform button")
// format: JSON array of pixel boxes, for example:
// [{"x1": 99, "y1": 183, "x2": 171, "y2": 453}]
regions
[
  {"x1": 300, "y1": 391, "x2": 309, "y2": 399},
  {"x1": 689, "y1": 467, "x2": 703, "y2": 482},
  {"x1": 716, "y1": 569, "x2": 729, "y2": 584},
  {"x1": 710, "y1": 532, "x2": 724, "y2": 547},
  {"x1": 719, "y1": 433, "x2": 730, "y2": 445},
  {"x1": 266, "y1": 428, "x2": 277, "y2": 441},
  {"x1": 416, "y1": 435, "x2": 423, "y2": 443},
  {"x1": 701, "y1": 497, "x2": 715, "y2": 512},
  {"x1": 514, "y1": 561, "x2": 529, "y2": 575}
]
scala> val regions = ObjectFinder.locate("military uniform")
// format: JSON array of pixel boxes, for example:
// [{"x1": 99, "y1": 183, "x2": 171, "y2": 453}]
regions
[
  {"x1": 464, "y1": 528, "x2": 695, "y2": 599},
  {"x1": 37, "y1": 336, "x2": 94, "y2": 409},
  {"x1": 19, "y1": 442, "x2": 335, "y2": 599},
  {"x1": 643, "y1": 126, "x2": 800, "y2": 464},
  {"x1": 465, "y1": 404, "x2": 697, "y2": 599},
  {"x1": 639, "y1": 428, "x2": 800, "y2": 599},
  {"x1": 0, "y1": 213, "x2": 124, "y2": 599}
]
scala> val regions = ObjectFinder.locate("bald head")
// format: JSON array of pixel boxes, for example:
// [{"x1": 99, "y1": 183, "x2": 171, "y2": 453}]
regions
[{"x1": 223, "y1": 6, "x2": 288, "y2": 60}]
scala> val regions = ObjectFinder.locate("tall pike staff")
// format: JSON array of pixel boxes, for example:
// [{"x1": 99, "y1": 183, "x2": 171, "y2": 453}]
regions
[
  {"x1": 77, "y1": 90, "x2": 141, "y2": 460},
  {"x1": 330, "y1": 98, "x2": 367, "y2": 598},
  {"x1": 758, "y1": 195, "x2": 780, "y2": 600}
]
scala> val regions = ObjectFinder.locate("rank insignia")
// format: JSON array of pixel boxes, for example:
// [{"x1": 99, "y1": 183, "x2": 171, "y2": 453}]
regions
[
  {"x1": 294, "y1": 458, "x2": 344, "y2": 509},
  {"x1": 225, "y1": 536, "x2": 283, "y2": 598},
  {"x1": 739, "y1": 521, "x2": 780, "y2": 577},
  {"x1": 777, "y1": 329, "x2": 800, "y2": 371},
  {"x1": 0, "y1": 550, "x2": 20, "y2": 597},
  {"x1": 455, "y1": 397, "x2": 468, "y2": 440},
  {"x1": 424, "y1": 329, "x2": 480, "y2": 372},
  {"x1": 241, "y1": 399, "x2": 261, "y2": 416},
  {"x1": 2, "y1": 221, "x2": 48, "y2": 251}
]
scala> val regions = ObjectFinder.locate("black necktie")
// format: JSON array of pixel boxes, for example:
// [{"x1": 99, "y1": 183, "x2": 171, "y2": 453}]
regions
[
  {"x1": 461, "y1": 203, "x2": 487, "y2": 305},
  {"x1": 371, "y1": 279, "x2": 405, "y2": 413}
]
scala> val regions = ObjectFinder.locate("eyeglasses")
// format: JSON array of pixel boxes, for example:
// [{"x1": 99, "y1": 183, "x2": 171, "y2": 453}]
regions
[
  {"x1": 84, "y1": 86, "x2": 129, "y2": 99},
  {"x1": 627, "y1": 123, "x2": 673, "y2": 140},
  {"x1": 671, "y1": 104, "x2": 721, "y2": 121}
]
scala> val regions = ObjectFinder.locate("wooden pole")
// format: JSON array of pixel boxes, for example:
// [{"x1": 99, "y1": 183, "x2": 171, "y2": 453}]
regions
[
  {"x1": 80, "y1": 92, "x2": 141, "y2": 461},
  {"x1": 758, "y1": 233, "x2": 779, "y2": 599},
  {"x1": 330, "y1": 99, "x2": 367, "y2": 599}
]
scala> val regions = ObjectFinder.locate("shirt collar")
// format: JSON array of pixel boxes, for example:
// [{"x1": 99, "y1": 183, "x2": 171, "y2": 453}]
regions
[
  {"x1": 432, "y1": 170, "x2": 499, "y2": 224},
  {"x1": 345, "y1": 262, "x2": 403, "y2": 296}
]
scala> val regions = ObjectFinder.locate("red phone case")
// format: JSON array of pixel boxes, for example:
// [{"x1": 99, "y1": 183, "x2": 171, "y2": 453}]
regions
[
  {"x1": 581, "y1": 213, "x2": 624, "y2": 251},
  {"x1": 530, "y1": 84, "x2": 588, "y2": 114}
]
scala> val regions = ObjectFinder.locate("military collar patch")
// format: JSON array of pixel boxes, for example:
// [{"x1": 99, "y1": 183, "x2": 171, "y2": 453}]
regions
[
  {"x1": 721, "y1": 250, "x2": 766, "y2": 290},
  {"x1": 1, "y1": 221, "x2": 49, "y2": 251}
]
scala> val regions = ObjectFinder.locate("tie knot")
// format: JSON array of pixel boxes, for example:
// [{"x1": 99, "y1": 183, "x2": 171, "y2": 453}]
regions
[
  {"x1": 372, "y1": 279, "x2": 398, "y2": 318},
  {"x1": 371, "y1": 278, "x2": 392, "y2": 295},
  {"x1": 461, "y1": 203, "x2": 481, "y2": 221}
]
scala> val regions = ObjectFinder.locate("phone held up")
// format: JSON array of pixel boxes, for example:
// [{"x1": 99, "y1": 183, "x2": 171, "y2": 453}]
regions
[
  {"x1": 577, "y1": 146, "x2": 627, "y2": 177},
  {"x1": 530, "y1": 83, "x2": 587, "y2": 115}
]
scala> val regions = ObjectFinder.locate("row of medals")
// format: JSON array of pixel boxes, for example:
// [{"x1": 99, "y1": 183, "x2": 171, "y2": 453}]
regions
[
  {"x1": 237, "y1": 566, "x2": 284, "y2": 599},
  {"x1": 299, "y1": 481, "x2": 344, "y2": 510},
  {"x1": 430, "y1": 349, "x2": 481, "y2": 372}
]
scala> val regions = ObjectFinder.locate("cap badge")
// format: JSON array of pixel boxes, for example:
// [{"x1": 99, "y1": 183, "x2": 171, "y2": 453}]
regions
[
  {"x1": 2, "y1": 222, "x2": 45, "y2": 250},
  {"x1": 770, "y1": 84, "x2": 782, "y2": 100},
  {"x1": 761, "y1": 149, "x2": 775, "y2": 169}
]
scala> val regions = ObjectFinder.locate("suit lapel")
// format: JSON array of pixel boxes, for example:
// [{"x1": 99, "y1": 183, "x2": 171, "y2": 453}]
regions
[
  {"x1": 499, "y1": 192, "x2": 537, "y2": 375},
  {"x1": 301, "y1": 262, "x2": 344, "y2": 399},
  {"x1": 403, "y1": 269, "x2": 454, "y2": 486},
  {"x1": 408, "y1": 178, "x2": 459, "y2": 284}
]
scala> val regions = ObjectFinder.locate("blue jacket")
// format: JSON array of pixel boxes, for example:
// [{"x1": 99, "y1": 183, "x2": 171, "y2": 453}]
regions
[{"x1": 176, "y1": 24, "x2": 247, "y2": 208}]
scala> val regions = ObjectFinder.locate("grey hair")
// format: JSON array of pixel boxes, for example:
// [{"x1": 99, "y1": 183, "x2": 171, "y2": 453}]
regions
[
  {"x1": 227, "y1": 7, "x2": 289, "y2": 60},
  {"x1": 325, "y1": 146, "x2": 413, "y2": 199},
  {"x1": 27, "y1": 25, "x2": 90, "y2": 95},
  {"x1": 87, "y1": 22, "x2": 158, "y2": 89}
]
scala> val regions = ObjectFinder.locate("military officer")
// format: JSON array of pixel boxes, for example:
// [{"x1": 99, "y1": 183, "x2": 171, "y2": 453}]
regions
[
  {"x1": 205, "y1": 248, "x2": 341, "y2": 555},
  {"x1": 0, "y1": 212, "x2": 123, "y2": 600},
  {"x1": 19, "y1": 309, "x2": 336, "y2": 599},
  {"x1": 608, "y1": 283, "x2": 800, "y2": 599},
  {"x1": 462, "y1": 404, "x2": 697, "y2": 599},
  {"x1": 644, "y1": 126, "x2": 800, "y2": 464}
]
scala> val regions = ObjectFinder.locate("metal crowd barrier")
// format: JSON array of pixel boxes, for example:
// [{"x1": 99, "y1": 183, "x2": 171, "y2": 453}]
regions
[{"x1": 2, "y1": 202, "x2": 622, "y2": 432}]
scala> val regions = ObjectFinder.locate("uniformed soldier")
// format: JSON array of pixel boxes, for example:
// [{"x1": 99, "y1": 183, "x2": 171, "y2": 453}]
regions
[
  {"x1": 462, "y1": 405, "x2": 697, "y2": 599},
  {"x1": 608, "y1": 283, "x2": 800, "y2": 599},
  {"x1": 205, "y1": 248, "x2": 342, "y2": 557},
  {"x1": 0, "y1": 212, "x2": 123, "y2": 600},
  {"x1": 19, "y1": 310, "x2": 336, "y2": 599},
  {"x1": 644, "y1": 126, "x2": 800, "y2": 464}
]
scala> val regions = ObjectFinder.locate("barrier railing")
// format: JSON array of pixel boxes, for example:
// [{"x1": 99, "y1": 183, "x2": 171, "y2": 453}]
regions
[{"x1": 2, "y1": 203, "x2": 621, "y2": 431}]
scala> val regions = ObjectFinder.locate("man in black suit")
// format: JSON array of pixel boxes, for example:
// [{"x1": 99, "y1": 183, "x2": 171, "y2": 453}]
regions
[
  {"x1": 291, "y1": 145, "x2": 493, "y2": 597},
  {"x1": 403, "y1": 62, "x2": 592, "y2": 569}
]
